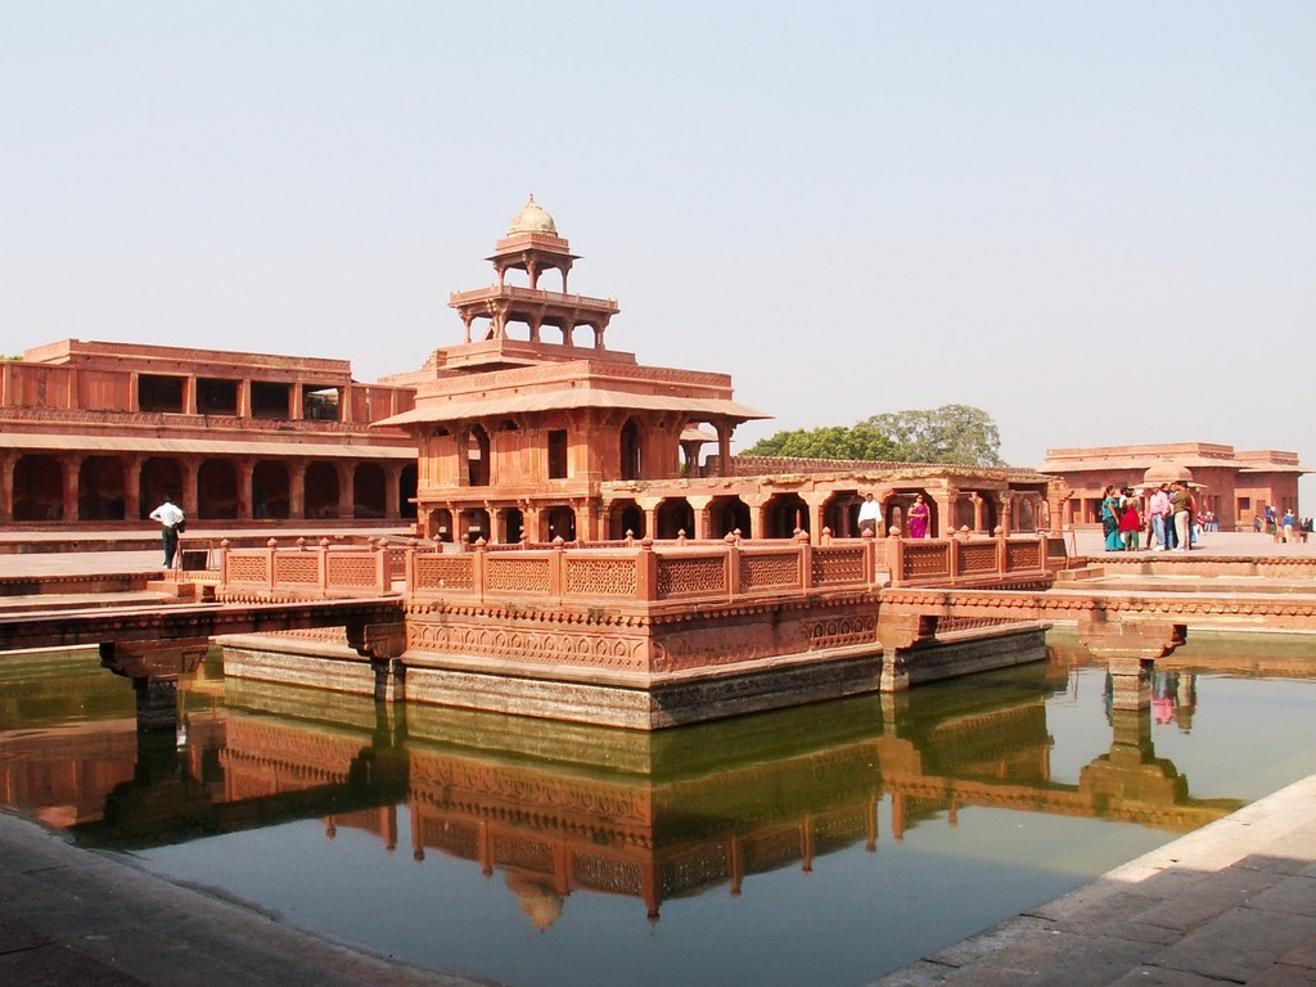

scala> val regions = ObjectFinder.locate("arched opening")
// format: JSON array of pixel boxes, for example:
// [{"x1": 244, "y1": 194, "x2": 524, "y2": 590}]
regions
[
  {"x1": 78, "y1": 457, "x2": 125, "y2": 521},
  {"x1": 764, "y1": 493, "x2": 809, "y2": 539},
  {"x1": 620, "y1": 418, "x2": 643, "y2": 481},
  {"x1": 1015, "y1": 497, "x2": 1038, "y2": 532},
  {"x1": 12, "y1": 455, "x2": 63, "y2": 521},
  {"x1": 399, "y1": 465, "x2": 418, "y2": 520},
  {"x1": 197, "y1": 460, "x2": 238, "y2": 519},
  {"x1": 467, "y1": 425, "x2": 490, "y2": 487},
  {"x1": 354, "y1": 462, "x2": 386, "y2": 519},
  {"x1": 499, "y1": 507, "x2": 524, "y2": 544},
  {"x1": 885, "y1": 489, "x2": 939, "y2": 538},
  {"x1": 543, "y1": 506, "x2": 577, "y2": 542},
  {"x1": 139, "y1": 458, "x2": 182, "y2": 520},
  {"x1": 608, "y1": 499, "x2": 645, "y2": 539},
  {"x1": 954, "y1": 498, "x2": 975, "y2": 532},
  {"x1": 427, "y1": 508, "x2": 453, "y2": 542},
  {"x1": 304, "y1": 461, "x2": 340, "y2": 519},
  {"x1": 823, "y1": 491, "x2": 862, "y2": 538},
  {"x1": 252, "y1": 460, "x2": 290, "y2": 519},
  {"x1": 459, "y1": 508, "x2": 490, "y2": 543},
  {"x1": 656, "y1": 498, "x2": 694, "y2": 539},
  {"x1": 709, "y1": 496, "x2": 750, "y2": 538}
]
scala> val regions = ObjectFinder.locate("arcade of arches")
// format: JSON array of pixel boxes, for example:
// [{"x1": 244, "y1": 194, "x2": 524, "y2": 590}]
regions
[{"x1": 0, "y1": 452, "x2": 417, "y2": 523}]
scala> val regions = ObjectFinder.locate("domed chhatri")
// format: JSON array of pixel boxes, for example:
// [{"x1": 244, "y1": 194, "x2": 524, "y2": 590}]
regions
[
  {"x1": 507, "y1": 194, "x2": 558, "y2": 237},
  {"x1": 1142, "y1": 460, "x2": 1195, "y2": 487}
]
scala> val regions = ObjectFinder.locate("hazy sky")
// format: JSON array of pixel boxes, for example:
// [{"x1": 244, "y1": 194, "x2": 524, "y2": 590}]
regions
[{"x1": 3, "y1": 2, "x2": 1313, "y2": 500}]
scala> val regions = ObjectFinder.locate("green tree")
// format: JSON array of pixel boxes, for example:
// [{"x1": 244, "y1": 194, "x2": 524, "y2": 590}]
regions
[
  {"x1": 861, "y1": 404, "x2": 1004, "y2": 466},
  {"x1": 744, "y1": 423, "x2": 898, "y2": 461}
]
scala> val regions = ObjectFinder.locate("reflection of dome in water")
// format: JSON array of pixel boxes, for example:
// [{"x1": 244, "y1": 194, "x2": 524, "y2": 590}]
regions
[
  {"x1": 1142, "y1": 461, "x2": 1194, "y2": 486},
  {"x1": 507, "y1": 194, "x2": 558, "y2": 236},
  {"x1": 517, "y1": 887, "x2": 564, "y2": 932},
  {"x1": 507, "y1": 873, "x2": 564, "y2": 932}
]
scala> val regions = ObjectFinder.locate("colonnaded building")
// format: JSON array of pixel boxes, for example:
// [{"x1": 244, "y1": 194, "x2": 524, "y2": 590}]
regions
[{"x1": 1044, "y1": 443, "x2": 1305, "y2": 531}]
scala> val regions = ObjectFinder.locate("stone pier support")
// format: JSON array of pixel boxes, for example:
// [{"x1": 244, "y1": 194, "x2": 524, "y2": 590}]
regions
[{"x1": 1077, "y1": 615, "x2": 1187, "y2": 710}]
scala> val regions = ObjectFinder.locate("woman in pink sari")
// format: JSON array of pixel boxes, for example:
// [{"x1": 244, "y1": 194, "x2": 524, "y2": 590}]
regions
[{"x1": 907, "y1": 494, "x2": 930, "y2": 539}]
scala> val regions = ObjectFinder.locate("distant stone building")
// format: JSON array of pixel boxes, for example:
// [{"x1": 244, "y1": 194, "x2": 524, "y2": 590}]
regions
[
  {"x1": 0, "y1": 340, "x2": 417, "y2": 524},
  {"x1": 1042, "y1": 443, "x2": 1305, "y2": 530}
]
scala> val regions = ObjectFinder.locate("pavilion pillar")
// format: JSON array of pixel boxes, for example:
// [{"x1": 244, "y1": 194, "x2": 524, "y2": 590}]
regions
[
  {"x1": 523, "y1": 506, "x2": 540, "y2": 542},
  {"x1": 289, "y1": 460, "x2": 306, "y2": 519},
  {"x1": 803, "y1": 493, "x2": 828, "y2": 544},
  {"x1": 236, "y1": 380, "x2": 251, "y2": 418},
  {"x1": 643, "y1": 507, "x2": 657, "y2": 540},
  {"x1": 62, "y1": 454, "x2": 82, "y2": 522},
  {"x1": 0, "y1": 453, "x2": 14, "y2": 521},
  {"x1": 934, "y1": 496, "x2": 954, "y2": 539},
  {"x1": 971, "y1": 494, "x2": 985, "y2": 532},
  {"x1": 124, "y1": 457, "x2": 142, "y2": 521},
  {"x1": 183, "y1": 376, "x2": 197, "y2": 415},
  {"x1": 338, "y1": 463, "x2": 355, "y2": 520},
  {"x1": 998, "y1": 495, "x2": 1013, "y2": 536},
  {"x1": 180, "y1": 460, "x2": 199, "y2": 519},
  {"x1": 748, "y1": 500, "x2": 768, "y2": 541},
  {"x1": 236, "y1": 459, "x2": 255, "y2": 520},
  {"x1": 689, "y1": 495, "x2": 712, "y2": 541},
  {"x1": 384, "y1": 464, "x2": 402, "y2": 520},
  {"x1": 291, "y1": 382, "x2": 303, "y2": 420},
  {"x1": 576, "y1": 499, "x2": 599, "y2": 542},
  {"x1": 340, "y1": 385, "x2": 354, "y2": 423},
  {"x1": 714, "y1": 422, "x2": 734, "y2": 477}
]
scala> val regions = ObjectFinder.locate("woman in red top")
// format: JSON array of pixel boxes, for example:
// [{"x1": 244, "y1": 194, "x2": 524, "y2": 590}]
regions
[{"x1": 1119, "y1": 499, "x2": 1143, "y2": 551}]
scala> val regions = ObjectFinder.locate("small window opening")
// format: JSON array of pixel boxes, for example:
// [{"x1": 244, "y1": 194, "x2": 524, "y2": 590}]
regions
[
  {"x1": 302, "y1": 385, "x2": 340, "y2": 421},
  {"x1": 250, "y1": 381, "x2": 291, "y2": 420},
  {"x1": 197, "y1": 378, "x2": 238, "y2": 415},
  {"x1": 548, "y1": 430, "x2": 568, "y2": 479},
  {"x1": 138, "y1": 374, "x2": 185, "y2": 413}
]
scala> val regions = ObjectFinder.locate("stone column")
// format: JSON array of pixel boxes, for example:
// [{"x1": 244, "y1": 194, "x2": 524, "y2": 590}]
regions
[
  {"x1": 236, "y1": 459, "x2": 255, "y2": 520},
  {"x1": 124, "y1": 457, "x2": 142, "y2": 521},
  {"x1": 184, "y1": 376, "x2": 198, "y2": 414},
  {"x1": 688, "y1": 495, "x2": 712, "y2": 541},
  {"x1": 803, "y1": 493, "x2": 828, "y2": 544},
  {"x1": 236, "y1": 379, "x2": 251, "y2": 418},
  {"x1": 340, "y1": 385, "x2": 354, "y2": 423},
  {"x1": 747, "y1": 499, "x2": 768, "y2": 541},
  {"x1": 714, "y1": 421, "x2": 734, "y2": 477},
  {"x1": 384, "y1": 463, "x2": 402, "y2": 520},
  {"x1": 288, "y1": 460, "x2": 306, "y2": 519},
  {"x1": 291, "y1": 382, "x2": 304, "y2": 420},
  {"x1": 0, "y1": 453, "x2": 14, "y2": 521},
  {"x1": 338, "y1": 462, "x2": 355, "y2": 520},
  {"x1": 971, "y1": 493, "x2": 985, "y2": 532},
  {"x1": 62, "y1": 454, "x2": 82, "y2": 522},
  {"x1": 180, "y1": 459, "x2": 199, "y2": 519}
]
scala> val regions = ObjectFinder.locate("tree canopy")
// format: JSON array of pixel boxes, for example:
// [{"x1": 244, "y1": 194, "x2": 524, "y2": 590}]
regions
[{"x1": 743, "y1": 404, "x2": 1004, "y2": 467}]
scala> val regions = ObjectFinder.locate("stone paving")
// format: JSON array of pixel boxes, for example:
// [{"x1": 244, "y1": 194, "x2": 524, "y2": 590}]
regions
[
  {"x1": 870, "y1": 772, "x2": 1316, "y2": 986},
  {"x1": 0, "y1": 811, "x2": 486, "y2": 987}
]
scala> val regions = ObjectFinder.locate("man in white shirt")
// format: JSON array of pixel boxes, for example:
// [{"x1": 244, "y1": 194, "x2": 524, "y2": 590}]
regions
[
  {"x1": 857, "y1": 493, "x2": 881, "y2": 535},
  {"x1": 148, "y1": 495, "x2": 185, "y2": 567}
]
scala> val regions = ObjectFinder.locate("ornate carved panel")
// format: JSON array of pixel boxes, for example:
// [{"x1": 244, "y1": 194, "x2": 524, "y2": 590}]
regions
[
  {"x1": 1006, "y1": 541, "x2": 1041, "y2": 571},
  {"x1": 571, "y1": 853, "x2": 642, "y2": 895},
  {"x1": 227, "y1": 555, "x2": 269, "y2": 583},
  {"x1": 803, "y1": 613, "x2": 877, "y2": 651},
  {"x1": 487, "y1": 557, "x2": 551, "y2": 593},
  {"x1": 739, "y1": 552, "x2": 799, "y2": 590},
  {"x1": 902, "y1": 543, "x2": 950, "y2": 580},
  {"x1": 566, "y1": 558, "x2": 637, "y2": 597},
  {"x1": 958, "y1": 542, "x2": 998, "y2": 575},
  {"x1": 273, "y1": 553, "x2": 318, "y2": 584},
  {"x1": 811, "y1": 546, "x2": 866, "y2": 585},
  {"x1": 326, "y1": 554, "x2": 377, "y2": 588},
  {"x1": 414, "y1": 555, "x2": 475, "y2": 591},
  {"x1": 657, "y1": 556, "x2": 726, "y2": 598}
]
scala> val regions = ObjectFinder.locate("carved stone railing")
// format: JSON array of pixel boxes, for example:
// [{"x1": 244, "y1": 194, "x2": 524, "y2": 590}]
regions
[
  {"x1": 885, "y1": 529, "x2": 1058, "y2": 588},
  {"x1": 407, "y1": 531, "x2": 881, "y2": 606},
  {"x1": 218, "y1": 537, "x2": 394, "y2": 599}
]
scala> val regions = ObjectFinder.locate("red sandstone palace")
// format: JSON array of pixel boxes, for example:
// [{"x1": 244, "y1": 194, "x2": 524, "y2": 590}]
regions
[{"x1": 374, "y1": 197, "x2": 1057, "y2": 544}]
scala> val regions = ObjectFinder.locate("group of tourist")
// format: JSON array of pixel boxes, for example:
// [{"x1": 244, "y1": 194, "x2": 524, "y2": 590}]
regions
[
  {"x1": 1254, "y1": 505, "x2": 1313, "y2": 543},
  {"x1": 1101, "y1": 481, "x2": 1198, "y2": 552}
]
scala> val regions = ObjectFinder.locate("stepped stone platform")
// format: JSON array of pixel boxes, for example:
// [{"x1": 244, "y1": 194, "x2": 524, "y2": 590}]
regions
[{"x1": 872, "y1": 772, "x2": 1316, "y2": 986}]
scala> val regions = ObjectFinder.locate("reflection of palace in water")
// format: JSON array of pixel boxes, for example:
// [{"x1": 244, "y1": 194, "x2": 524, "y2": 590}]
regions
[{"x1": 0, "y1": 652, "x2": 1241, "y2": 926}]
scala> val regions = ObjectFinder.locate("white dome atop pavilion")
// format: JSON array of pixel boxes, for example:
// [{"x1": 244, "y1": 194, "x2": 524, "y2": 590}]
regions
[{"x1": 507, "y1": 195, "x2": 558, "y2": 236}]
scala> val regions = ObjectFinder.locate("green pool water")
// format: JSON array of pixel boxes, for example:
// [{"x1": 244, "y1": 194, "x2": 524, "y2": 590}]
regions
[{"x1": 2, "y1": 638, "x2": 1315, "y2": 986}]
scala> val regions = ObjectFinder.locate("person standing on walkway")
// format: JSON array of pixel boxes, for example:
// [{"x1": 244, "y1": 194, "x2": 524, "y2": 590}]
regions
[
  {"x1": 1170, "y1": 481, "x2": 1195, "y2": 552},
  {"x1": 1119, "y1": 498, "x2": 1143, "y2": 551},
  {"x1": 148, "y1": 494, "x2": 185, "y2": 568},
  {"x1": 1101, "y1": 485, "x2": 1122, "y2": 551},
  {"x1": 1283, "y1": 508, "x2": 1295, "y2": 544},
  {"x1": 857, "y1": 493, "x2": 880, "y2": 535},
  {"x1": 1148, "y1": 483, "x2": 1172, "y2": 551}
]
